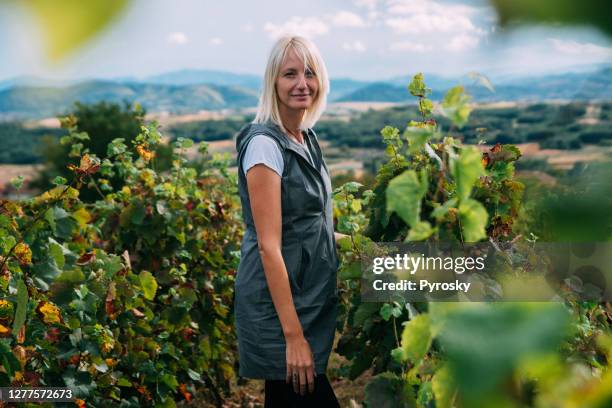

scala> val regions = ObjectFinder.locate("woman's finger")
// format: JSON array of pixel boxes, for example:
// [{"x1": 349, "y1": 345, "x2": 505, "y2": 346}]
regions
[
  {"x1": 299, "y1": 367, "x2": 307, "y2": 396},
  {"x1": 306, "y1": 365, "x2": 315, "y2": 394},
  {"x1": 292, "y1": 370, "x2": 299, "y2": 394}
]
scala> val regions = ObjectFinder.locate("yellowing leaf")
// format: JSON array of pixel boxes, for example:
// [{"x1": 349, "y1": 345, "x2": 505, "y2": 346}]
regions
[
  {"x1": 139, "y1": 271, "x2": 158, "y2": 301},
  {"x1": 0, "y1": 323, "x2": 11, "y2": 337},
  {"x1": 36, "y1": 301, "x2": 64, "y2": 325},
  {"x1": 72, "y1": 207, "x2": 91, "y2": 229},
  {"x1": 35, "y1": 186, "x2": 79, "y2": 204},
  {"x1": 139, "y1": 169, "x2": 156, "y2": 188},
  {"x1": 14, "y1": 242, "x2": 32, "y2": 265},
  {"x1": 23, "y1": 0, "x2": 131, "y2": 61},
  {"x1": 136, "y1": 145, "x2": 156, "y2": 162}
]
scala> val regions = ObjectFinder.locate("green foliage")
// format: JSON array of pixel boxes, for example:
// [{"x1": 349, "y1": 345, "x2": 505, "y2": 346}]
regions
[
  {"x1": 334, "y1": 73, "x2": 610, "y2": 407},
  {"x1": 32, "y1": 101, "x2": 173, "y2": 202},
  {"x1": 491, "y1": 0, "x2": 612, "y2": 37},
  {"x1": 0, "y1": 116, "x2": 241, "y2": 405}
]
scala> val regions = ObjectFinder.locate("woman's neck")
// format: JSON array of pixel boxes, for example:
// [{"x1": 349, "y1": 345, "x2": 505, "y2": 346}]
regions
[{"x1": 279, "y1": 106, "x2": 305, "y2": 143}]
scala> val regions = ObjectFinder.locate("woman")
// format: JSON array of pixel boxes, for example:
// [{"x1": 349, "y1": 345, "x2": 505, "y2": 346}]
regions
[{"x1": 234, "y1": 35, "x2": 341, "y2": 407}]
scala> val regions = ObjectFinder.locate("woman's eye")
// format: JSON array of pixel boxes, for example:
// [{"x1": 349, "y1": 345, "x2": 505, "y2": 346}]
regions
[{"x1": 305, "y1": 70, "x2": 315, "y2": 77}]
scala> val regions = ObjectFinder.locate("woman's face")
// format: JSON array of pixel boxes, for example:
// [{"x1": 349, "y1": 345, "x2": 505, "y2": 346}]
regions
[{"x1": 275, "y1": 48, "x2": 318, "y2": 113}]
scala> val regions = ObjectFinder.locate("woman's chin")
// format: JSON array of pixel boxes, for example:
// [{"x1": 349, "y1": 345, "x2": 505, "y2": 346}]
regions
[{"x1": 288, "y1": 102, "x2": 312, "y2": 110}]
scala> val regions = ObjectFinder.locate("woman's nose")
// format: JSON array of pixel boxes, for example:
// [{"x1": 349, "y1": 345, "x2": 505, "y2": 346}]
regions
[{"x1": 296, "y1": 73, "x2": 307, "y2": 88}]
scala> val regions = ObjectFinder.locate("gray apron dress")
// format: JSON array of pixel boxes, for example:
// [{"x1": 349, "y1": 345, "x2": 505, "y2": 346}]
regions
[{"x1": 234, "y1": 121, "x2": 340, "y2": 380}]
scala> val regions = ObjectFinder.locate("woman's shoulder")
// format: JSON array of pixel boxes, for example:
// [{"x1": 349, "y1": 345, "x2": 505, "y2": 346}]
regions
[{"x1": 236, "y1": 122, "x2": 288, "y2": 153}]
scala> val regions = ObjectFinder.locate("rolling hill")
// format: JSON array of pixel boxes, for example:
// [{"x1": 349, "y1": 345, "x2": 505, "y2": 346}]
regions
[{"x1": 0, "y1": 66, "x2": 609, "y2": 119}]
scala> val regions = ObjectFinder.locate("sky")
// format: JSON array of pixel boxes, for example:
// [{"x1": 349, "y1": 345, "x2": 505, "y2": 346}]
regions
[{"x1": 0, "y1": 0, "x2": 611, "y2": 82}]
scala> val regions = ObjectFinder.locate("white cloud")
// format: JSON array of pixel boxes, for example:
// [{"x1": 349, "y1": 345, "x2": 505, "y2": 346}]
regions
[
  {"x1": 383, "y1": 0, "x2": 485, "y2": 36},
  {"x1": 389, "y1": 41, "x2": 432, "y2": 52},
  {"x1": 446, "y1": 34, "x2": 480, "y2": 52},
  {"x1": 354, "y1": 0, "x2": 379, "y2": 11},
  {"x1": 386, "y1": 0, "x2": 477, "y2": 17},
  {"x1": 331, "y1": 11, "x2": 366, "y2": 28},
  {"x1": 264, "y1": 17, "x2": 329, "y2": 39},
  {"x1": 241, "y1": 23, "x2": 254, "y2": 33},
  {"x1": 549, "y1": 39, "x2": 612, "y2": 58},
  {"x1": 167, "y1": 32, "x2": 188, "y2": 45},
  {"x1": 385, "y1": 14, "x2": 479, "y2": 35},
  {"x1": 343, "y1": 41, "x2": 367, "y2": 52},
  {"x1": 209, "y1": 37, "x2": 223, "y2": 46}
]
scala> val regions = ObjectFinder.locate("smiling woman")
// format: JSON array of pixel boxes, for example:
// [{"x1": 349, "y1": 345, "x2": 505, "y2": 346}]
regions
[{"x1": 234, "y1": 35, "x2": 341, "y2": 407}]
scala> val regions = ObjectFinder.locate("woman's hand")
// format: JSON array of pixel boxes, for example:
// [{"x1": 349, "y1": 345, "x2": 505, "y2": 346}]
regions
[
  {"x1": 285, "y1": 333, "x2": 316, "y2": 395},
  {"x1": 334, "y1": 231, "x2": 349, "y2": 246}
]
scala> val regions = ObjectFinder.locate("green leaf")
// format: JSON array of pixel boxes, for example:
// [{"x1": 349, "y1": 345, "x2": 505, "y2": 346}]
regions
[
  {"x1": 432, "y1": 364, "x2": 455, "y2": 408},
  {"x1": 365, "y1": 372, "x2": 416, "y2": 408},
  {"x1": 441, "y1": 86, "x2": 472, "y2": 128},
  {"x1": 12, "y1": 279, "x2": 28, "y2": 334},
  {"x1": 52, "y1": 176, "x2": 68, "y2": 186},
  {"x1": 405, "y1": 221, "x2": 434, "y2": 242},
  {"x1": 437, "y1": 303, "x2": 571, "y2": 397},
  {"x1": 23, "y1": 0, "x2": 131, "y2": 60},
  {"x1": 187, "y1": 368, "x2": 201, "y2": 381},
  {"x1": 391, "y1": 347, "x2": 407, "y2": 363},
  {"x1": 451, "y1": 146, "x2": 485, "y2": 202},
  {"x1": 401, "y1": 314, "x2": 432, "y2": 365},
  {"x1": 419, "y1": 98, "x2": 434, "y2": 117},
  {"x1": 130, "y1": 203, "x2": 146, "y2": 225},
  {"x1": 117, "y1": 377, "x2": 132, "y2": 387},
  {"x1": 339, "y1": 261, "x2": 361, "y2": 281},
  {"x1": 386, "y1": 170, "x2": 428, "y2": 227},
  {"x1": 354, "y1": 302, "x2": 380, "y2": 327},
  {"x1": 458, "y1": 199, "x2": 489, "y2": 242},
  {"x1": 408, "y1": 73, "x2": 430, "y2": 97},
  {"x1": 44, "y1": 208, "x2": 56, "y2": 233},
  {"x1": 380, "y1": 303, "x2": 394, "y2": 321},
  {"x1": 48, "y1": 238, "x2": 65, "y2": 269},
  {"x1": 404, "y1": 126, "x2": 432, "y2": 154},
  {"x1": 381, "y1": 126, "x2": 400, "y2": 141},
  {"x1": 161, "y1": 373, "x2": 179, "y2": 390},
  {"x1": 10, "y1": 176, "x2": 24, "y2": 190},
  {"x1": 431, "y1": 198, "x2": 458, "y2": 221},
  {"x1": 342, "y1": 181, "x2": 363, "y2": 193},
  {"x1": 139, "y1": 270, "x2": 158, "y2": 301}
]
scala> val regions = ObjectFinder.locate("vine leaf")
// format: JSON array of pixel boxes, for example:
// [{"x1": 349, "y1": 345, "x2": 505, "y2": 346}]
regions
[
  {"x1": 405, "y1": 221, "x2": 434, "y2": 242},
  {"x1": 441, "y1": 86, "x2": 472, "y2": 128},
  {"x1": 451, "y1": 146, "x2": 485, "y2": 202},
  {"x1": 12, "y1": 279, "x2": 28, "y2": 335},
  {"x1": 458, "y1": 199, "x2": 489, "y2": 242},
  {"x1": 386, "y1": 170, "x2": 428, "y2": 228},
  {"x1": 139, "y1": 271, "x2": 158, "y2": 301},
  {"x1": 432, "y1": 363, "x2": 456, "y2": 408},
  {"x1": 401, "y1": 314, "x2": 432, "y2": 365}
]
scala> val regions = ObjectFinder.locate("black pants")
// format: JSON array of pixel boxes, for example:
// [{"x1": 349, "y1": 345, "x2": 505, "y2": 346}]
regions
[{"x1": 264, "y1": 374, "x2": 340, "y2": 408}]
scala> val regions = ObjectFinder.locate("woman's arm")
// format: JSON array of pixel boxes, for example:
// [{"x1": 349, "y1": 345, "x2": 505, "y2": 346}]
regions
[
  {"x1": 246, "y1": 163, "x2": 302, "y2": 337},
  {"x1": 246, "y1": 163, "x2": 315, "y2": 394}
]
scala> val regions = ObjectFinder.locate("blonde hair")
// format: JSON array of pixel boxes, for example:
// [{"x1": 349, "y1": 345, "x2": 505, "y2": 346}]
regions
[{"x1": 253, "y1": 35, "x2": 329, "y2": 132}]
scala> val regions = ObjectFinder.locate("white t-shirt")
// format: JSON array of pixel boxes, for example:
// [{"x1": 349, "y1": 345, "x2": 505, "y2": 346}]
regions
[{"x1": 242, "y1": 134, "x2": 314, "y2": 177}]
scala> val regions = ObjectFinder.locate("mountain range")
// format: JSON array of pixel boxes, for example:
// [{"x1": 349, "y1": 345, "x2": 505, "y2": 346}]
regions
[{"x1": 0, "y1": 66, "x2": 609, "y2": 119}]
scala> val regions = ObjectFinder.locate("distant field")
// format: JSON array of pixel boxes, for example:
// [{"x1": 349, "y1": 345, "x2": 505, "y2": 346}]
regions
[{"x1": 2, "y1": 100, "x2": 611, "y2": 195}]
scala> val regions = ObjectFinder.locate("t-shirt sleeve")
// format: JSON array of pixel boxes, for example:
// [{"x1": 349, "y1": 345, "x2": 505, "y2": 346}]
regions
[{"x1": 241, "y1": 134, "x2": 284, "y2": 177}]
